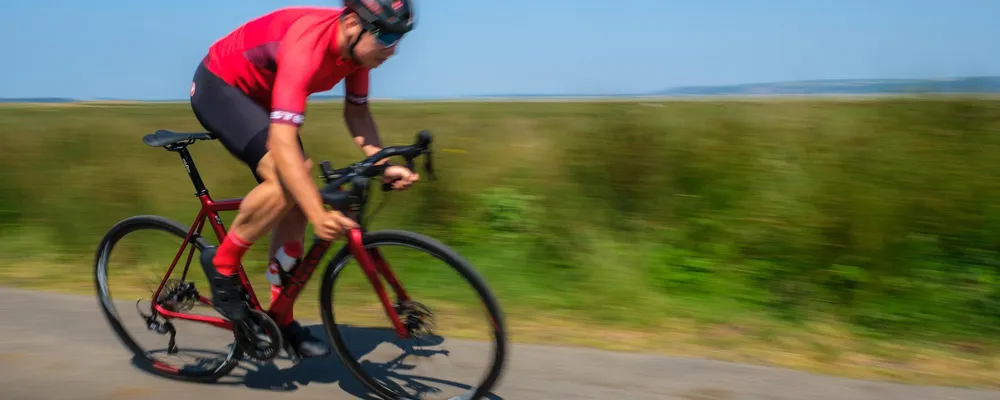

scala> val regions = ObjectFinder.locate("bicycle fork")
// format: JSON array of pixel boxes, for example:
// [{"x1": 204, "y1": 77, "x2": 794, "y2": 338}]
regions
[{"x1": 347, "y1": 229, "x2": 414, "y2": 338}]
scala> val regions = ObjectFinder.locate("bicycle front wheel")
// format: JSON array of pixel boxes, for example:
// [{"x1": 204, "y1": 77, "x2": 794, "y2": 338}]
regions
[{"x1": 319, "y1": 229, "x2": 508, "y2": 400}]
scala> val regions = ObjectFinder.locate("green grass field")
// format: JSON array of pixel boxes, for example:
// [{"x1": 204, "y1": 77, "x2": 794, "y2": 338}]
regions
[{"x1": 3, "y1": 97, "x2": 1000, "y2": 387}]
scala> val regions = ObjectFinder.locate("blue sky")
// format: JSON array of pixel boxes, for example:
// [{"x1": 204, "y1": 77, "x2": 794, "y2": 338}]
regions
[{"x1": 3, "y1": 0, "x2": 999, "y2": 100}]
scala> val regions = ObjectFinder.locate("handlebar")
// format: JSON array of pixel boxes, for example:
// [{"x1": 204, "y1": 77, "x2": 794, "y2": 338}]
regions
[{"x1": 316, "y1": 130, "x2": 436, "y2": 210}]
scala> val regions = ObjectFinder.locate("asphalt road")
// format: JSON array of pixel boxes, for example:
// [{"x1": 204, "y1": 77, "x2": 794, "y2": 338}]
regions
[{"x1": 1, "y1": 286, "x2": 998, "y2": 400}]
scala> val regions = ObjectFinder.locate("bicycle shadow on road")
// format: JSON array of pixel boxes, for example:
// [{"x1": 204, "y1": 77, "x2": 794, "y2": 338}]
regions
[{"x1": 136, "y1": 323, "x2": 503, "y2": 400}]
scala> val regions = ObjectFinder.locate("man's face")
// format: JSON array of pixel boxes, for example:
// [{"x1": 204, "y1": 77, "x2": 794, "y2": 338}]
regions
[{"x1": 352, "y1": 30, "x2": 399, "y2": 68}]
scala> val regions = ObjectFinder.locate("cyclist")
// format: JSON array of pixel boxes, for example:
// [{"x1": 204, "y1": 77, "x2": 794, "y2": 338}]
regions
[{"x1": 188, "y1": 0, "x2": 418, "y2": 359}]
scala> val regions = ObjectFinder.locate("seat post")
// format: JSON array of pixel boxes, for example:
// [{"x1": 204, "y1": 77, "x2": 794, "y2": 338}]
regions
[{"x1": 173, "y1": 146, "x2": 208, "y2": 196}]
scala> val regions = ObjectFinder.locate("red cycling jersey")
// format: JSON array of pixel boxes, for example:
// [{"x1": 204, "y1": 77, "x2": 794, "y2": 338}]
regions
[{"x1": 202, "y1": 6, "x2": 369, "y2": 127}]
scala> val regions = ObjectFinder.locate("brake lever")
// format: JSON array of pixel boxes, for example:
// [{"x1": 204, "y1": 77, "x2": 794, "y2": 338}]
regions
[
  {"x1": 424, "y1": 149, "x2": 437, "y2": 181},
  {"x1": 405, "y1": 156, "x2": 415, "y2": 173},
  {"x1": 319, "y1": 161, "x2": 336, "y2": 183}
]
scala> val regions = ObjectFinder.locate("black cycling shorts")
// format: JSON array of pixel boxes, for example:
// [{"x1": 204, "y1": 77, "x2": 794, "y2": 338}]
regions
[{"x1": 189, "y1": 62, "x2": 305, "y2": 183}]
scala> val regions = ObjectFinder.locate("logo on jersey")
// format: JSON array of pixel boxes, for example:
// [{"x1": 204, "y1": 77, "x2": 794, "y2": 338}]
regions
[{"x1": 270, "y1": 110, "x2": 305, "y2": 125}]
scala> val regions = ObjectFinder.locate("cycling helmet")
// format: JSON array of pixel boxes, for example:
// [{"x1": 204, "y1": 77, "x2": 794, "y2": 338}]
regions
[{"x1": 344, "y1": 0, "x2": 415, "y2": 36}]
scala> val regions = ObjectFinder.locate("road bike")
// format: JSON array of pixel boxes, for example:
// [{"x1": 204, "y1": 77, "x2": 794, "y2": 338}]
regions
[{"x1": 94, "y1": 128, "x2": 507, "y2": 400}]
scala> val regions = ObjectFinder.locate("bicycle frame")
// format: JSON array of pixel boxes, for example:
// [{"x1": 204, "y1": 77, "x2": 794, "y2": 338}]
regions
[{"x1": 150, "y1": 142, "x2": 414, "y2": 338}]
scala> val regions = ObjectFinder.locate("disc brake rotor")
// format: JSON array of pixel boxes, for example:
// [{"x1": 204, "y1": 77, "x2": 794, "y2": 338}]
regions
[{"x1": 398, "y1": 300, "x2": 436, "y2": 337}]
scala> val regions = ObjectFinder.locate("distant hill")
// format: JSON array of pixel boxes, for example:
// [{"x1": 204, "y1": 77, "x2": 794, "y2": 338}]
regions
[{"x1": 650, "y1": 76, "x2": 1000, "y2": 96}]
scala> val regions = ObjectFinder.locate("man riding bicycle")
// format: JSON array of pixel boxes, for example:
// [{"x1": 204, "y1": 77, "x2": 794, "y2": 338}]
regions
[{"x1": 188, "y1": 0, "x2": 418, "y2": 358}]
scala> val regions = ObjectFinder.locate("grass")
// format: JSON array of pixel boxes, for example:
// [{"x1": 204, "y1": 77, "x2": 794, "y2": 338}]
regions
[{"x1": 3, "y1": 97, "x2": 1000, "y2": 388}]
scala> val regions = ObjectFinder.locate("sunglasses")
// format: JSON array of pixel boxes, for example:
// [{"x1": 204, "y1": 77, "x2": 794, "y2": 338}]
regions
[{"x1": 366, "y1": 28, "x2": 403, "y2": 48}]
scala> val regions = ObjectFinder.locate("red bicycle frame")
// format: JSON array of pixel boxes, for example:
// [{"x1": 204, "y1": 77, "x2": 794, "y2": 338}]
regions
[{"x1": 150, "y1": 142, "x2": 414, "y2": 338}]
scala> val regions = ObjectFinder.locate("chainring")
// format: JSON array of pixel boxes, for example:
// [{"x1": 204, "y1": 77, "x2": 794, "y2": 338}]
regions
[{"x1": 233, "y1": 309, "x2": 283, "y2": 363}]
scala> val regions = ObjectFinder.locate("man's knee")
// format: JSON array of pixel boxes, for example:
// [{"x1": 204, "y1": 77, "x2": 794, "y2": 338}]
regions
[
  {"x1": 253, "y1": 153, "x2": 313, "y2": 213},
  {"x1": 239, "y1": 179, "x2": 289, "y2": 214},
  {"x1": 255, "y1": 152, "x2": 313, "y2": 183}
]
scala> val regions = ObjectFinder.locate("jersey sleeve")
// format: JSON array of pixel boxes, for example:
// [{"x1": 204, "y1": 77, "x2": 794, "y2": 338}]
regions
[
  {"x1": 270, "y1": 18, "x2": 329, "y2": 127},
  {"x1": 344, "y1": 67, "x2": 370, "y2": 105}
]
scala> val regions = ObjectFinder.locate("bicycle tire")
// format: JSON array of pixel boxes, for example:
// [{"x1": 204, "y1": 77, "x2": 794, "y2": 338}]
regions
[
  {"x1": 318, "y1": 229, "x2": 508, "y2": 400},
  {"x1": 93, "y1": 215, "x2": 241, "y2": 383}
]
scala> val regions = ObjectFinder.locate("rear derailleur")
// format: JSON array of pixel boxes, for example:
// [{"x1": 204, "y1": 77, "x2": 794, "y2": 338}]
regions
[
  {"x1": 136, "y1": 302, "x2": 179, "y2": 355},
  {"x1": 135, "y1": 279, "x2": 200, "y2": 355}
]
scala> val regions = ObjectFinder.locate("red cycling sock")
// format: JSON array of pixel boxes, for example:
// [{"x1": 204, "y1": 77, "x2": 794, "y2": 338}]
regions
[
  {"x1": 270, "y1": 241, "x2": 303, "y2": 327},
  {"x1": 272, "y1": 285, "x2": 295, "y2": 326},
  {"x1": 213, "y1": 232, "x2": 252, "y2": 276}
]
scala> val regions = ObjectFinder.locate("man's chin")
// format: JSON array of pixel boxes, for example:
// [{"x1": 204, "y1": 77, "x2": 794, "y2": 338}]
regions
[{"x1": 364, "y1": 58, "x2": 389, "y2": 68}]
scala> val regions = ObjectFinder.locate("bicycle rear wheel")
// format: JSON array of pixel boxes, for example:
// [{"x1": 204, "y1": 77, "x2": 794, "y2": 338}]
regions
[
  {"x1": 319, "y1": 229, "x2": 507, "y2": 400},
  {"x1": 94, "y1": 215, "x2": 241, "y2": 382}
]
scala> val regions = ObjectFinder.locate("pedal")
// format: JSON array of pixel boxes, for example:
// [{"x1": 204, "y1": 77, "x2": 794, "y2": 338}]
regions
[{"x1": 283, "y1": 339, "x2": 302, "y2": 365}]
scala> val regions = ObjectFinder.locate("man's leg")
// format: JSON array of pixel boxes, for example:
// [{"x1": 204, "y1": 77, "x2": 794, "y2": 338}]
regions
[
  {"x1": 221, "y1": 153, "x2": 330, "y2": 357},
  {"x1": 200, "y1": 152, "x2": 299, "y2": 321},
  {"x1": 241, "y1": 157, "x2": 329, "y2": 358},
  {"x1": 190, "y1": 61, "x2": 292, "y2": 322},
  {"x1": 268, "y1": 204, "x2": 308, "y2": 324},
  {"x1": 268, "y1": 157, "x2": 312, "y2": 318},
  {"x1": 188, "y1": 61, "x2": 328, "y2": 357},
  {"x1": 264, "y1": 204, "x2": 332, "y2": 358}
]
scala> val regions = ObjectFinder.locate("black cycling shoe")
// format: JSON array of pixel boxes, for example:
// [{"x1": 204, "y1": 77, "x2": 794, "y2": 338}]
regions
[
  {"x1": 200, "y1": 246, "x2": 249, "y2": 321},
  {"x1": 281, "y1": 320, "x2": 331, "y2": 358}
]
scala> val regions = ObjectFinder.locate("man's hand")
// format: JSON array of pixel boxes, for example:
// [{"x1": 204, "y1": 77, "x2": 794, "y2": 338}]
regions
[
  {"x1": 343, "y1": 94, "x2": 418, "y2": 191},
  {"x1": 311, "y1": 210, "x2": 359, "y2": 241},
  {"x1": 383, "y1": 165, "x2": 419, "y2": 191}
]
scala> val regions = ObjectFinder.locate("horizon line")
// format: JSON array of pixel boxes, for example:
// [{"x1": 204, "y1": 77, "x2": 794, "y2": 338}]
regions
[
  {"x1": 4, "y1": 93, "x2": 1000, "y2": 108},
  {"x1": 4, "y1": 75, "x2": 1000, "y2": 103}
]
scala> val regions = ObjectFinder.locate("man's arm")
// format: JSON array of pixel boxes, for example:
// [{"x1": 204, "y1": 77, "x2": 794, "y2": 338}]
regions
[
  {"x1": 342, "y1": 69, "x2": 389, "y2": 164},
  {"x1": 344, "y1": 102, "x2": 386, "y2": 160},
  {"x1": 340, "y1": 67, "x2": 417, "y2": 193}
]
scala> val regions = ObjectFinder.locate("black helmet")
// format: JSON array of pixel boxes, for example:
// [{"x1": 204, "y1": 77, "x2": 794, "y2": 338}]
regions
[{"x1": 344, "y1": 0, "x2": 415, "y2": 36}]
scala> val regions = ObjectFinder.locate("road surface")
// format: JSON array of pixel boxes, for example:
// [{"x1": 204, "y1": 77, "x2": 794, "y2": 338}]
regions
[{"x1": 1, "y1": 287, "x2": 997, "y2": 400}]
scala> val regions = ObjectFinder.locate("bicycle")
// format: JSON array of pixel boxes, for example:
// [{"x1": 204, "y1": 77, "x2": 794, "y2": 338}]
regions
[{"x1": 94, "y1": 128, "x2": 508, "y2": 400}]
